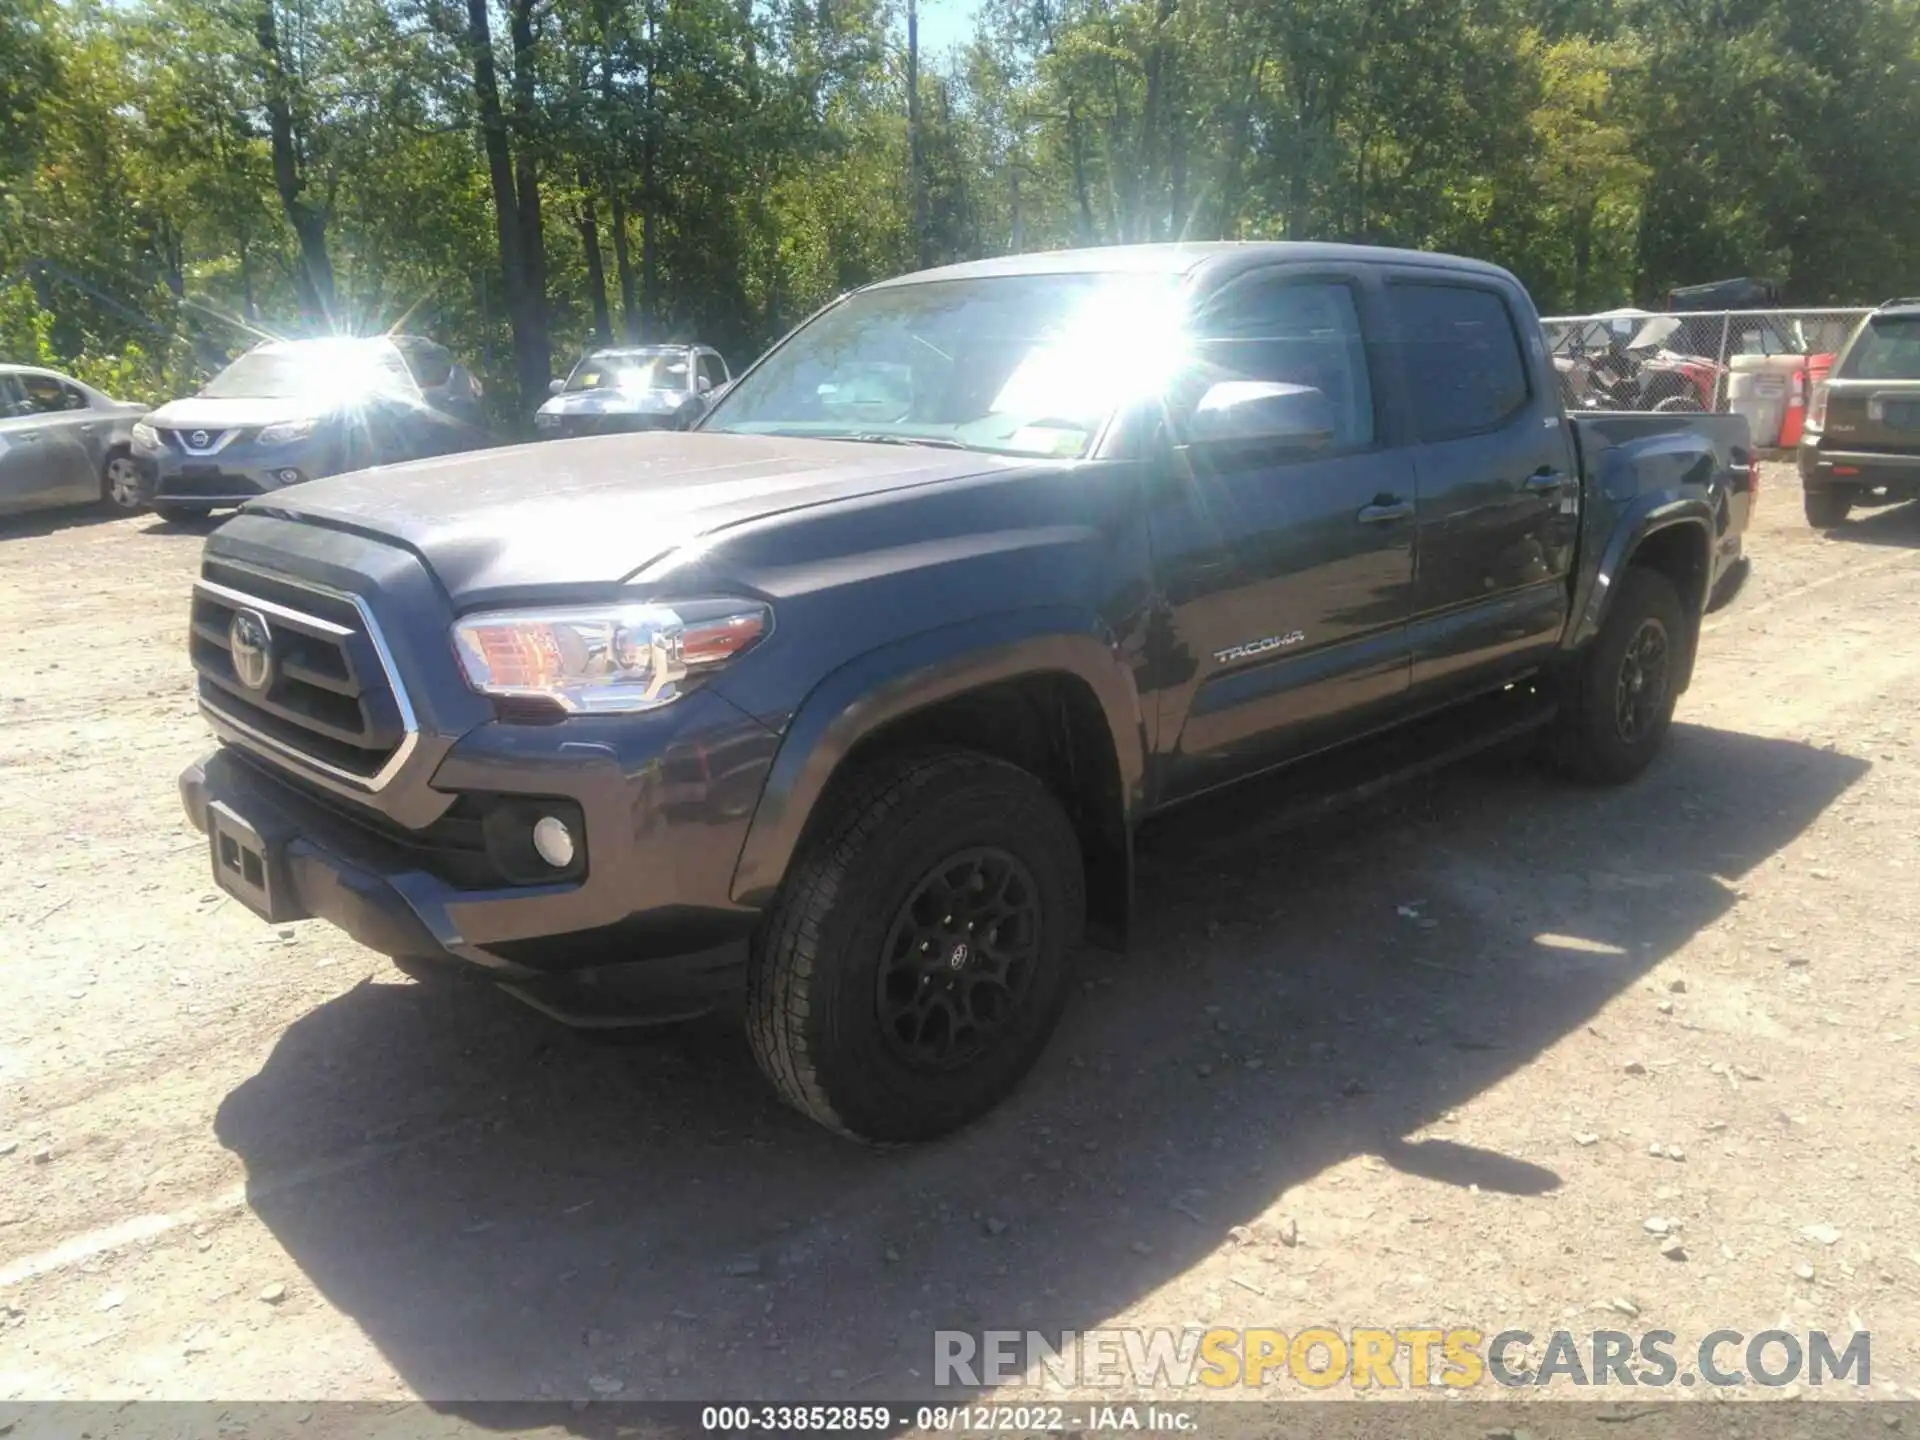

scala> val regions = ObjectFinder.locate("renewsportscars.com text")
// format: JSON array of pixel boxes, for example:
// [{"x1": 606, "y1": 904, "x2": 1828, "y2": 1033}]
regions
[{"x1": 933, "y1": 1327, "x2": 1871, "y2": 1391}]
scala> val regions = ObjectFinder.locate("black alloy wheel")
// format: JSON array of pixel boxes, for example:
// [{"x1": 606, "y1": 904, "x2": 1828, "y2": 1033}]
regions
[
  {"x1": 876, "y1": 846, "x2": 1042, "y2": 1071},
  {"x1": 1614, "y1": 618, "x2": 1671, "y2": 746}
]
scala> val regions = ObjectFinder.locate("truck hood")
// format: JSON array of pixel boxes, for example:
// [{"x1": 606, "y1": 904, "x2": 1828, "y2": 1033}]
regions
[{"x1": 245, "y1": 431, "x2": 1021, "y2": 602}]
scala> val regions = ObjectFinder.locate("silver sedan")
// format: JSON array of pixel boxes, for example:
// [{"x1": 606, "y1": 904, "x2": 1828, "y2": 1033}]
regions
[{"x1": 0, "y1": 364, "x2": 150, "y2": 518}]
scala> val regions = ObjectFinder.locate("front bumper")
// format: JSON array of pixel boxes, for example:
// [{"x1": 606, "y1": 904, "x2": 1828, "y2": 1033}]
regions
[
  {"x1": 180, "y1": 688, "x2": 779, "y2": 978},
  {"x1": 139, "y1": 446, "x2": 326, "y2": 509},
  {"x1": 1798, "y1": 441, "x2": 1920, "y2": 495}
]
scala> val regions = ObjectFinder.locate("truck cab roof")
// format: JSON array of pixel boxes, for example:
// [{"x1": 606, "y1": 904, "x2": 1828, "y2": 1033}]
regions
[{"x1": 866, "y1": 241, "x2": 1518, "y2": 290}]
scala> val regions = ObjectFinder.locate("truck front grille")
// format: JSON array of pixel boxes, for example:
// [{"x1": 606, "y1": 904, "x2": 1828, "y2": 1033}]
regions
[{"x1": 190, "y1": 559, "x2": 415, "y2": 790}]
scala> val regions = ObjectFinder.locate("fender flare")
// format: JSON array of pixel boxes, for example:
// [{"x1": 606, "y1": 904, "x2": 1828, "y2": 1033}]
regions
[
  {"x1": 727, "y1": 607, "x2": 1150, "y2": 910},
  {"x1": 1567, "y1": 492, "x2": 1716, "y2": 654}
]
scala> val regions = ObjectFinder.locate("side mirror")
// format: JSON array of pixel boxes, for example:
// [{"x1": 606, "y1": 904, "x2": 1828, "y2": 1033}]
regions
[
  {"x1": 696, "y1": 374, "x2": 714, "y2": 395},
  {"x1": 1188, "y1": 381, "x2": 1335, "y2": 452},
  {"x1": 548, "y1": 378, "x2": 565, "y2": 395}
]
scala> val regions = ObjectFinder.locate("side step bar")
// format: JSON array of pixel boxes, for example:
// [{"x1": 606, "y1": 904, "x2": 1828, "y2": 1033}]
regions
[{"x1": 1141, "y1": 684, "x2": 1560, "y2": 868}]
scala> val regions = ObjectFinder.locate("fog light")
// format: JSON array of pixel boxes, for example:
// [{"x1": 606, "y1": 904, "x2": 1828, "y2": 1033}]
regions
[
  {"x1": 276, "y1": 468, "x2": 303, "y2": 485},
  {"x1": 531, "y1": 815, "x2": 576, "y2": 868}
]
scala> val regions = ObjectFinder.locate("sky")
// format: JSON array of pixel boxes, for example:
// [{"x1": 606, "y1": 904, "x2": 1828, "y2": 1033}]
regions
[{"x1": 911, "y1": 0, "x2": 983, "y2": 56}]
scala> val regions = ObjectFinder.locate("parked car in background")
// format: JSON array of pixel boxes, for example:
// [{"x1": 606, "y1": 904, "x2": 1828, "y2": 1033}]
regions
[
  {"x1": 133, "y1": 334, "x2": 488, "y2": 523},
  {"x1": 534, "y1": 344, "x2": 729, "y2": 438},
  {"x1": 1798, "y1": 298, "x2": 1920, "y2": 526},
  {"x1": 0, "y1": 365, "x2": 149, "y2": 518}
]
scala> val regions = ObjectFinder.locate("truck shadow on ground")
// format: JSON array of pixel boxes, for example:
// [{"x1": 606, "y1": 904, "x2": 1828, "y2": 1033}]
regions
[
  {"x1": 1831, "y1": 498, "x2": 1920, "y2": 549},
  {"x1": 213, "y1": 722, "x2": 1864, "y2": 1409},
  {"x1": 0, "y1": 503, "x2": 129, "y2": 541}
]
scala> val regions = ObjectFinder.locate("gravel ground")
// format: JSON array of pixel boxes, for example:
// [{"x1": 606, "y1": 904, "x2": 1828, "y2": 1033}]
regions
[{"x1": 1, "y1": 466, "x2": 1917, "y2": 1409}]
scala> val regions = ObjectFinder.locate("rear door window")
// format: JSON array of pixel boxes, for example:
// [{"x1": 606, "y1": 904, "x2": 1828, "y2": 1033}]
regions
[
  {"x1": 402, "y1": 343, "x2": 454, "y2": 389},
  {"x1": 1387, "y1": 283, "x2": 1532, "y2": 440},
  {"x1": 1840, "y1": 317, "x2": 1920, "y2": 380}
]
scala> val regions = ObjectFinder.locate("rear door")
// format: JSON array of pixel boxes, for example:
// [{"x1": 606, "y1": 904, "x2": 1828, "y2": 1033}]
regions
[
  {"x1": 1151, "y1": 264, "x2": 1418, "y2": 801},
  {"x1": 1381, "y1": 274, "x2": 1579, "y2": 702}
]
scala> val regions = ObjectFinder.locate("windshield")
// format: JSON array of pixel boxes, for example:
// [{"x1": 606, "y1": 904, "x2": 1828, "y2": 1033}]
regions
[
  {"x1": 1840, "y1": 316, "x2": 1920, "y2": 380},
  {"x1": 201, "y1": 340, "x2": 418, "y2": 402},
  {"x1": 564, "y1": 351, "x2": 691, "y2": 393},
  {"x1": 702, "y1": 272, "x2": 1188, "y2": 457}
]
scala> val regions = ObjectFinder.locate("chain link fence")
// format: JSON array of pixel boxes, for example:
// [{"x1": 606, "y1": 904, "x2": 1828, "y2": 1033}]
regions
[{"x1": 1540, "y1": 307, "x2": 1872, "y2": 447}]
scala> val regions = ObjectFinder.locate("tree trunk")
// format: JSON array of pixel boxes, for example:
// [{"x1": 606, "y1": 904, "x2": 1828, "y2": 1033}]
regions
[
  {"x1": 1286, "y1": 101, "x2": 1311, "y2": 240},
  {"x1": 464, "y1": 0, "x2": 545, "y2": 409},
  {"x1": 256, "y1": 0, "x2": 334, "y2": 328},
  {"x1": 1009, "y1": 166, "x2": 1023, "y2": 252},
  {"x1": 578, "y1": 181, "x2": 612, "y2": 343},
  {"x1": 1572, "y1": 200, "x2": 1595, "y2": 308},
  {"x1": 508, "y1": 0, "x2": 549, "y2": 384},
  {"x1": 610, "y1": 190, "x2": 639, "y2": 340},
  {"x1": 640, "y1": 0, "x2": 659, "y2": 333},
  {"x1": 1067, "y1": 103, "x2": 1096, "y2": 245},
  {"x1": 907, "y1": 0, "x2": 929, "y2": 268},
  {"x1": 1137, "y1": 0, "x2": 1177, "y2": 241}
]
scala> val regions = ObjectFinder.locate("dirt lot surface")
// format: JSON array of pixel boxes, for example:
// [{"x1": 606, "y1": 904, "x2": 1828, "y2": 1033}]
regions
[{"x1": 2, "y1": 466, "x2": 1919, "y2": 1411}]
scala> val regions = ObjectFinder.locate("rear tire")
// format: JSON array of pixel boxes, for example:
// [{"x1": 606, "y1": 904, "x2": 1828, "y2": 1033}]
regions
[
  {"x1": 745, "y1": 749, "x2": 1085, "y2": 1143},
  {"x1": 1549, "y1": 567, "x2": 1686, "y2": 785},
  {"x1": 1803, "y1": 487, "x2": 1853, "y2": 528}
]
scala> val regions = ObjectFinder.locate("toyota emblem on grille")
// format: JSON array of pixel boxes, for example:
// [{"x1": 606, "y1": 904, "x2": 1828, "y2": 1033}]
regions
[
  {"x1": 189, "y1": 429, "x2": 211, "y2": 450},
  {"x1": 228, "y1": 609, "x2": 274, "y2": 692}
]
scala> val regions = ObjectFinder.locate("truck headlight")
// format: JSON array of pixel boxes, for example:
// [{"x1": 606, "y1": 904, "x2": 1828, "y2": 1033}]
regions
[
  {"x1": 451, "y1": 601, "x2": 771, "y2": 715},
  {"x1": 131, "y1": 421, "x2": 160, "y2": 453}
]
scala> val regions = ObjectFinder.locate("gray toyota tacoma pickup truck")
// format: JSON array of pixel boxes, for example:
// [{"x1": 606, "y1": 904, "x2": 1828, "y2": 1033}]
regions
[{"x1": 179, "y1": 242, "x2": 1754, "y2": 1142}]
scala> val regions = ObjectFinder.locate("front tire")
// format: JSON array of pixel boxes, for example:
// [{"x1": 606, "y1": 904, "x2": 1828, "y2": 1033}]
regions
[
  {"x1": 745, "y1": 749, "x2": 1085, "y2": 1143},
  {"x1": 1550, "y1": 567, "x2": 1687, "y2": 785},
  {"x1": 1803, "y1": 486, "x2": 1853, "y2": 528},
  {"x1": 101, "y1": 452, "x2": 145, "y2": 512},
  {"x1": 152, "y1": 503, "x2": 209, "y2": 525}
]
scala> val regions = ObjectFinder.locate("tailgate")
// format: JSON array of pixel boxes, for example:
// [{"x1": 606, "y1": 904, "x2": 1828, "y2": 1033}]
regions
[{"x1": 1820, "y1": 378, "x2": 1920, "y2": 453}]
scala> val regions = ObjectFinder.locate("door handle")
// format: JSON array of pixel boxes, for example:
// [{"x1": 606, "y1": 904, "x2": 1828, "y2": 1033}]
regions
[
  {"x1": 1357, "y1": 497, "x2": 1414, "y2": 524},
  {"x1": 1524, "y1": 470, "x2": 1567, "y2": 492}
]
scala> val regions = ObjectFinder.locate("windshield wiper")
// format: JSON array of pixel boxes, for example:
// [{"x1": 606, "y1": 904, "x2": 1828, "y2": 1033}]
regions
[{"x1": 837, "y1": 432, "x2": 974, "y2": 450}]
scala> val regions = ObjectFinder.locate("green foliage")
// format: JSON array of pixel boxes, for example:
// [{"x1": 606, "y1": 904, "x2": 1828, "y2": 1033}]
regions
[{"x1": 4, "y1": 0, "x2": 1918, "y2": 399}]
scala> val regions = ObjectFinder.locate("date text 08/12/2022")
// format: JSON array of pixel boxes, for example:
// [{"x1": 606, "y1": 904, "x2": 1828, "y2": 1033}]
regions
[{"x1": 699, "y1": 1406, "x2": 1196, "y2": 1433}]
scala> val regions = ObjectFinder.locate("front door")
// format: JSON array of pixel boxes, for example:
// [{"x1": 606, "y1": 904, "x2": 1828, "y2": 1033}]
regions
[
  {"x1": 1381, "y1": 275, "x2": 1577, "y2": 700},
  {"x1": 1150, "y1": 267, "x2": 1418, "y2": 803}
]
